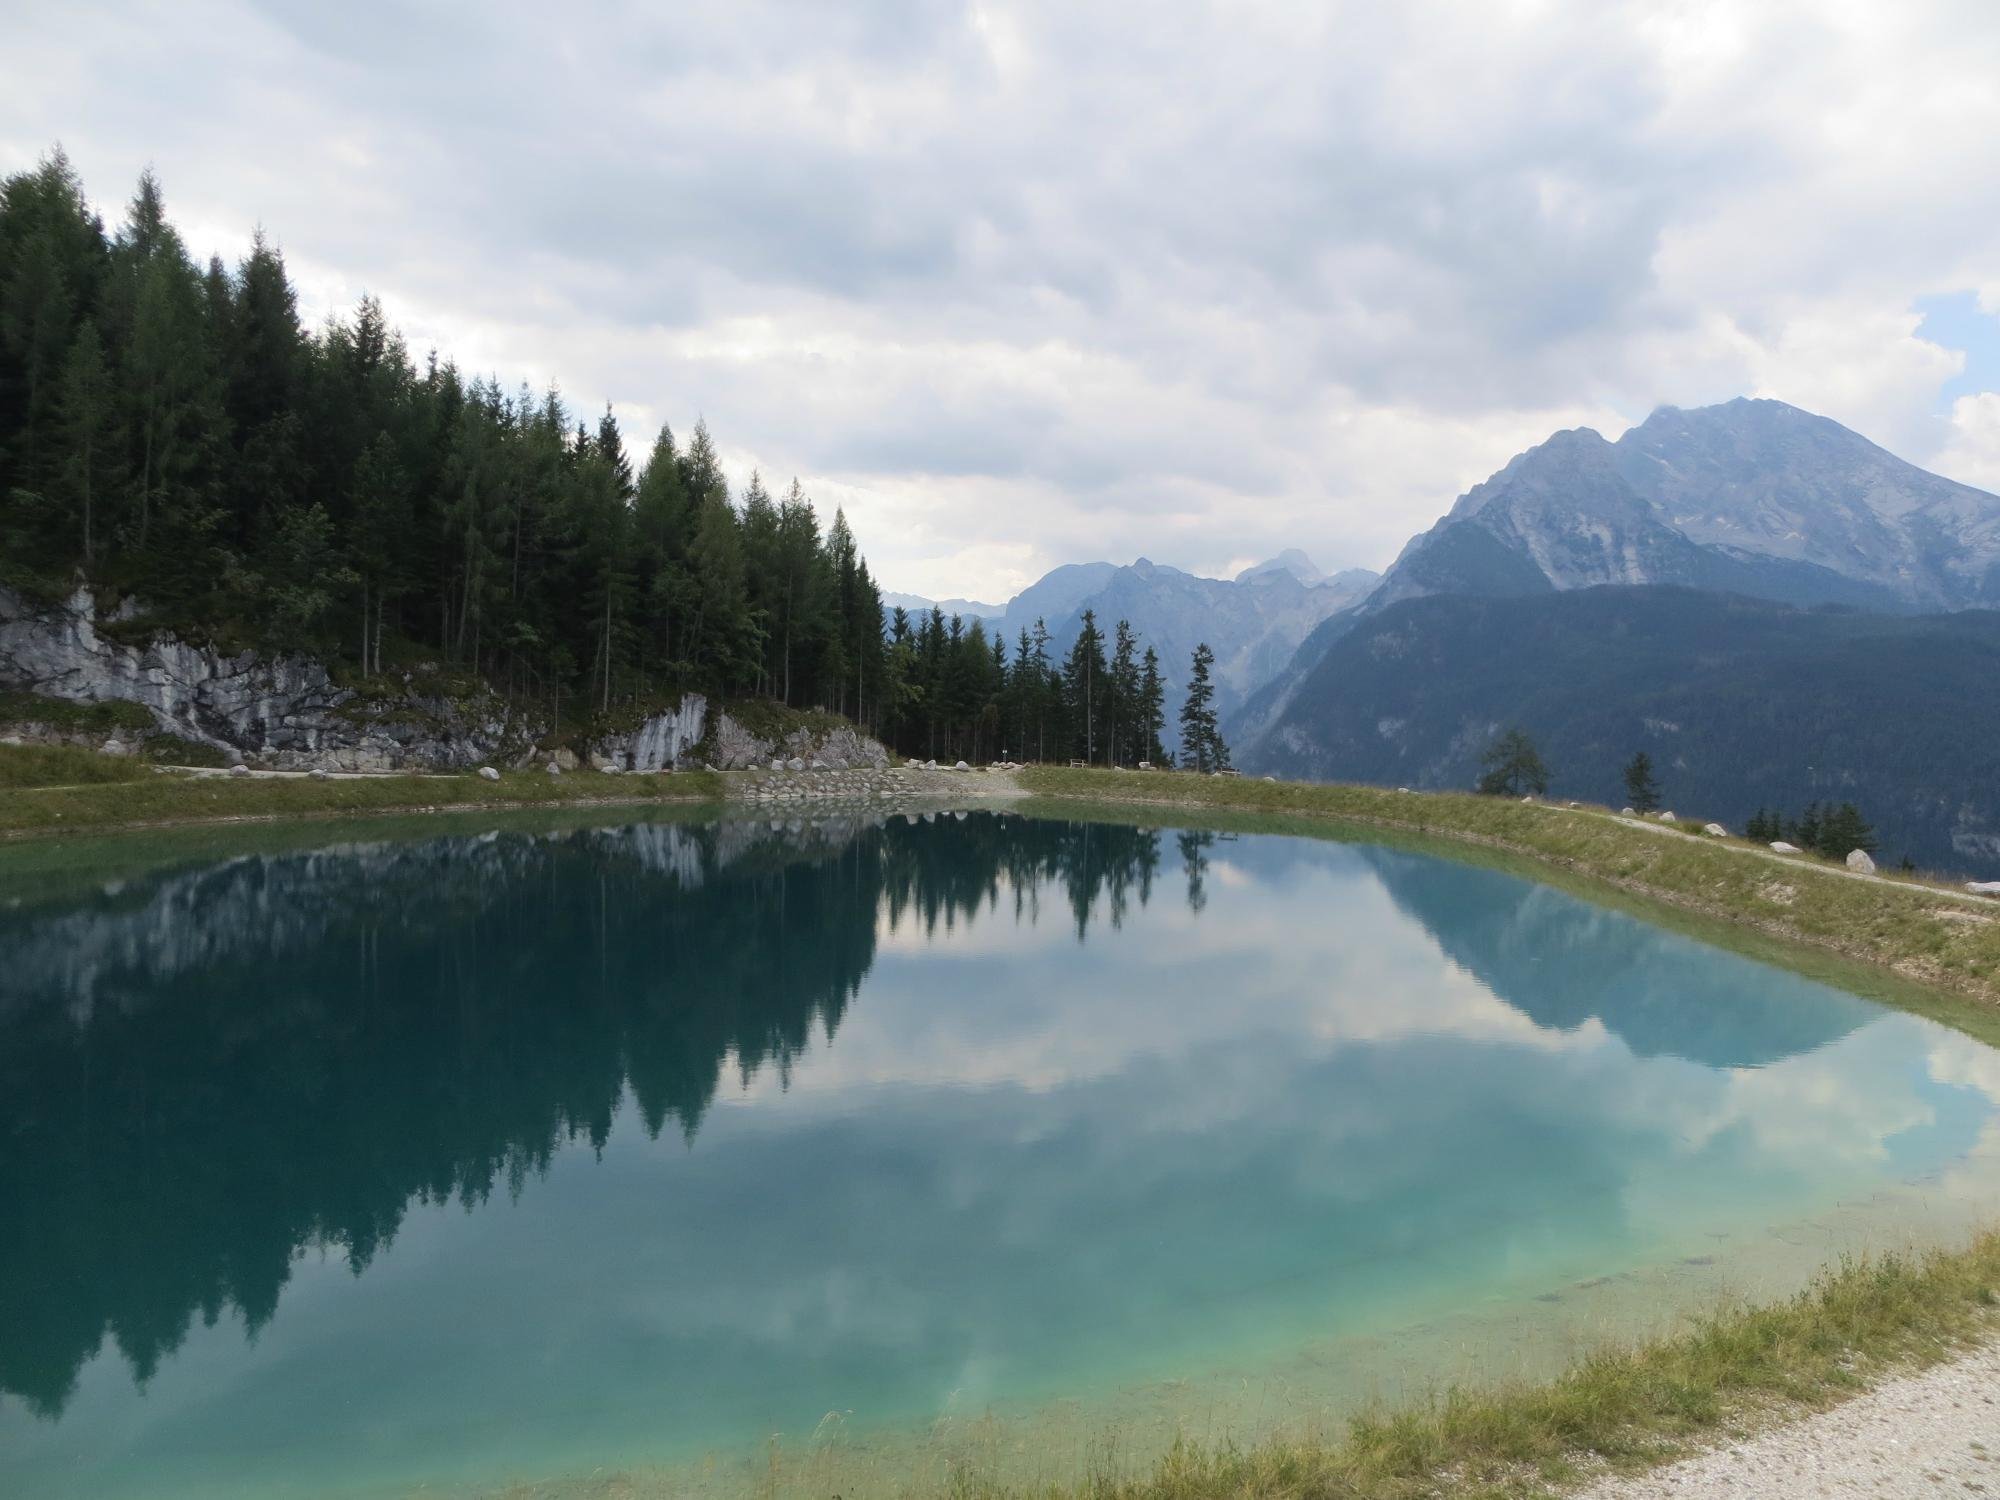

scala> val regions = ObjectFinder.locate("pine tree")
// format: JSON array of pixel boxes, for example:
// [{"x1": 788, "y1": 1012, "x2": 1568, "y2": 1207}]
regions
[
  {"x1": 1064, "y1": 609, "x2": 1108, "y2": 763},
  {"x1": 55, "y1": 318, "x2": 121, "y2": 565},
  {"x1": 1622, "y1": 750, "x2": 1660, "y2": 812},
  {"x1": 1820, "y1": 801, "x2": 1877, "y2": 857},
  {"x1": 1792, "y1": 802, "x2": 1824, "y2": 853},
  {"x1": 1476, "y1": 728, "x2": 1549, "y2": 797},
  {"x1": 1137, "y1": 646, "x2": 1166, "y2": 764},
  {"x1": 1179, "y1": 642, "x2": 1227, "y2": 773}
]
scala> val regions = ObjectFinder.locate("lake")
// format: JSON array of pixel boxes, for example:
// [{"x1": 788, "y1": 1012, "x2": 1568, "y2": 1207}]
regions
[{"x1": 4, "y1": 807, "x2": 1998, "y2": 1498}]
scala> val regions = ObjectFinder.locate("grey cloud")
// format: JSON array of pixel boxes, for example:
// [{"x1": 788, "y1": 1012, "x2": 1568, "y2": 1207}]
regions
[{"x1": 7, "y1": 1, "x2": 1999, "y2": 597}]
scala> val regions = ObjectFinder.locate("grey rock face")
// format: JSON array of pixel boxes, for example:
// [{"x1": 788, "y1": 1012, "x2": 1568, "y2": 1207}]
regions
[{"x1": 0, "y1": 584, "x2": 535, "y2": 769}]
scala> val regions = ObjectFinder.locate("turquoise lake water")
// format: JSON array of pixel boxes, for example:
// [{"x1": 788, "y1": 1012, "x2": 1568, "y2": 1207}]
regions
[{"x1": 4, "y1": 808, "x2": 1999, "y2": 1498}]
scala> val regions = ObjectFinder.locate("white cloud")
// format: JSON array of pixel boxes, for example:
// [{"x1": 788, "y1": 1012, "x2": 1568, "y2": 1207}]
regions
[{"x1": 5, "y1": 0, "x2": 1999, "y2": 599}]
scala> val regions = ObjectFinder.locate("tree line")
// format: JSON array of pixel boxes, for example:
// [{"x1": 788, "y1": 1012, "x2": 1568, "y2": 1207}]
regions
[
  {"x1": 0, "y1": 150, "x2": 1231, "y2": 765},
  {"x1": 1481, "y1": 740, "x2": 1885, "y2": 860}
]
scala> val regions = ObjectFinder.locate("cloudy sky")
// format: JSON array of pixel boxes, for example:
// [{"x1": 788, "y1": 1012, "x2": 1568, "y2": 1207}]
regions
[{"x1": 6, "y1": 1, "x2": 2000, "y2": 602}]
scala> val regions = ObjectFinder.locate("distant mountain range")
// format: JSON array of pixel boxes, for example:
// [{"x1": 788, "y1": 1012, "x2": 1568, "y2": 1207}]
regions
[
  {"x1": 896, "y1": 398, "x2": 2000, "y2": 872},
  {"x1": 890, "y1": 553, "x2": 1378, "y2": 718},
  {"x1": 1232, "y1": 401, "x2": 2000, "y2": 808}
]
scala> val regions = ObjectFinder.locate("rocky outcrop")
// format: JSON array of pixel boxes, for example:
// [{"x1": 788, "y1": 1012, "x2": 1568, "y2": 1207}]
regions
[
  {"x1": 0, "y1": 584, "x2": 535, "y2": 770},
  {"x1": 1, "y1": 586, "x2": 895, "y2": 777},
  {"x1": 588, "y1": 698, "x2": 892, "y2": 773}
]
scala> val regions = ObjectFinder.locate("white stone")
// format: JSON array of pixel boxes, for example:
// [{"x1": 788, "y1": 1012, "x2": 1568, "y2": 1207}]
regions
[
  {"x1": 100, "y1": 738, "x2": 126, "y2": 755},
  {"x1": 228, "y1": 764, "x2": 249, "y2": 777},
  {"x1": 1658, "y1": 811, "x2": 1676, "y2": 823},
  {"x1": 1622, "y1": 807, "x2": 1636, "y2": 815},
  {"x1": 309, "y1": 768, "x2": 330, "y2": 780},
  {"x1": 955, "y1": 760, "x2": 970, "y2": 771},
  {"x1": 926, "y1": 759, "x2": 938, "y2": 770},
  {"x1": 787, "y1": 757, "x2": 806, "y2": 772},
  {"x1": 771, "y1": 759, "x2": 785, "y2": 772},
  {"x1": 1704, "y1": 822, "x2": 1728, "y2": 837},
  {"x1": 478, "y1": 766, "x2": 500, "y2": 782},
  {"x1": 1520, "y1": 795, "x2": 1533, "y2": 803},
  {"x1": 1967, "y1": 881, "x2": 2000, "y2": 896},
  {"x1": 546, "y1": 762, "x2": 563, "y2": 777},
  {"x1": 1771, "y1": 841, "x2": 1802, "y2": 853},
  {"x1": 1845, "y1": 849, "x2": 1876, "y2": 874},
  {"x1": 1398, "y1": 787, "x2": 1411, "y2": 793}
]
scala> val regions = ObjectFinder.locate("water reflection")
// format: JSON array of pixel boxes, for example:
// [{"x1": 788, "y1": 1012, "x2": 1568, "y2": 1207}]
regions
[{"x1": 0, "y1": 810, "x2": 1994, "y2": 1500}]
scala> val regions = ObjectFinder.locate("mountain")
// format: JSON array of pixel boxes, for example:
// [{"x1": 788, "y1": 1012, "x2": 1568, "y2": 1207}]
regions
[
  {"x1": 1235, "y1": 549, "x2": 1327, "y2": 586},
  {"x1": 886, "y1": 554, "x2": 1378, "y2": 723},
  {"x1": 1232, "y1": 399, "x2": 2000, "y2": 756},
  {"x1": 1021, "y1": 557, "x2": 1378, "y2": 720},
  {"x1": 1245, "y1": 584, "x2": 2000, "y2": 876},
  {"x1": 881, "y1": 591, "x2": 1006, "y2": 623}
]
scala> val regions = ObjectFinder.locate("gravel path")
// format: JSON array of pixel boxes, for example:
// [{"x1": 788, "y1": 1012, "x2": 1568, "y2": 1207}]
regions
[{"x1": 1576, "y1": 1342, "x2": 2000, "y2": 1498}]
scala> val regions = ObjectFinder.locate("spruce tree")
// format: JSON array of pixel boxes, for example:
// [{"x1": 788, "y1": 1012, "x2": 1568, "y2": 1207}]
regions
[
  {"x1": 1063, "y1": 609, "x2": 1108, "y2": 763},
  {"x1": 1137, "y1": 646, "x2": 1166, "y2": 764},
  {"x1": 1179, "y1": 642, "x2": 1227, "y2": 772},
  {"x1": 1621, "y1": 750, "x2": 1660, "y2": 813},
  {"x1": 1476, "y1": 728, "x2": 1549, "y2": 797}
]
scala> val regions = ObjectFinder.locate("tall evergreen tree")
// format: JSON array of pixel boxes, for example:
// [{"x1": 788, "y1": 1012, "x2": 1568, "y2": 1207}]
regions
[
  {"x1": 1622, "y1": 750, "x2": 1660, "y2": 812},
  {"x1": 1178, "y1": 641, "x2": 1227, "y2": 773}
]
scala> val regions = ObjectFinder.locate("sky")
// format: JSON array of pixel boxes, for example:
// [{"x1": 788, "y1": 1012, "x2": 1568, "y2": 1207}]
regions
[{"x1": 6, "y1": 1, "x2": 2000, "y2": 603}]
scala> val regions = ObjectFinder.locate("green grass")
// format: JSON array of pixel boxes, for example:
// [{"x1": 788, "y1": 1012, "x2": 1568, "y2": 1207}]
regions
[
  {"x1": 1018, "y1": 769, "x2": 2000, "y2": 1009},
  {"x1": 985, "y1": 1235, "x2": 2000, "y2": 1500},
  {"x1": 0, "y1": 755, "x2": 723, "y2": 837},
  {"x1": 0, "y1": 688, "x2": 155, "y2": 736},
  {"x1": 0, "y1": 741, "x2": 151, "y2": 788}
]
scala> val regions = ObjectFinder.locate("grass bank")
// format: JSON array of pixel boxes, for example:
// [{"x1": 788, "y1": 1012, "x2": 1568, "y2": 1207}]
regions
[
  {"x1": 1018, "y1": 768, "x2": 2000, "y2": 1009},
  {"x1": 0, "y1": 751, "x2": 722, "y2": 838},
  {"x1": 942, "y1": 1235, "x2": 2000, "y2": 1500}
]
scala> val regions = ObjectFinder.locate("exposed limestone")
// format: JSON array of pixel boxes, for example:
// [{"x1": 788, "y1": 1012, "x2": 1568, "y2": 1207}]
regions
[{"x1": 0, "y1": 583, "x2": 533, "y2": 769}]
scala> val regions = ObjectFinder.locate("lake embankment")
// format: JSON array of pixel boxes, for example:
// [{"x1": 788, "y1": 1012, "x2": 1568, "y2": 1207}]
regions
[{"x1": 1018, "y1": 768, "x2": 2000, "y2": 1012}]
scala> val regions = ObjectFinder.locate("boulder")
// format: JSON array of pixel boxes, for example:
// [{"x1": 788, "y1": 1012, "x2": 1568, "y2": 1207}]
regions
[
  {"x1": 1770, "y1": 841, "x2": 1802, "y2": 853},
  {"x1": 1704, "y1": 822, "x2": 1728, "y2": 837},
  {"x1": 1621, "y1": 806, "x2": 1635, "y2": 815},
  {"x1": 552, "y1": 748, "x2": 580, "y2": 771},
  {"x1": 771, "y1": 758, "x2": 786, "y2": 772},
  {"x1": 786, "y1": 757, "x2": 807, "y2": 772},
  {"x1": 100, "y1": 738, "x2": 127, "y2": 756},
  {"x1": 309, "y1": 768, "x2": 330, "y2": 781},
  {"x1": 1398, "y1": 787, "x2": 1411, "y2": 794},
  {"x1": 1845, "y1": 849, "x2": 1876, "y2": 874},
  {"x1": 955, "y1": 760, "x2": 970, "y2": 771},
  {"x1": 926, "y1": 759, "x2": 938, "y2": 771},
  {"x1": 228, "y1": 764, "x2": 249, "y2": 777},
  {"x1": 1658, "y1": 811, "x2": 1676, "y2": 823},
  {"x1": 1520, "y1": 795, "x2": 1533, "y2": 804},
  {"x1": 1967, "y1": 881, "x2": 2000, "y2": 896},
  {"x1": 478, "y1": 766, "x2": 501, "y2": 782},
  {"x1": 545, "y1": 762, "x2": 563, "y2": 777}
]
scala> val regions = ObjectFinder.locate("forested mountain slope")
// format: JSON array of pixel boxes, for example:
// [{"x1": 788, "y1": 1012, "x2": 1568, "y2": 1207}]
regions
[{"x1": 1244, "y1": 585, "x2": 2000, "y2": 876}]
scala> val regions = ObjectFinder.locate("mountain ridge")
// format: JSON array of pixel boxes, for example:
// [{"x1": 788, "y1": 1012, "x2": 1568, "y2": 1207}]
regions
[{"x1": 1231, "y1": 398, "x2": 2000, "y2": 758}]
